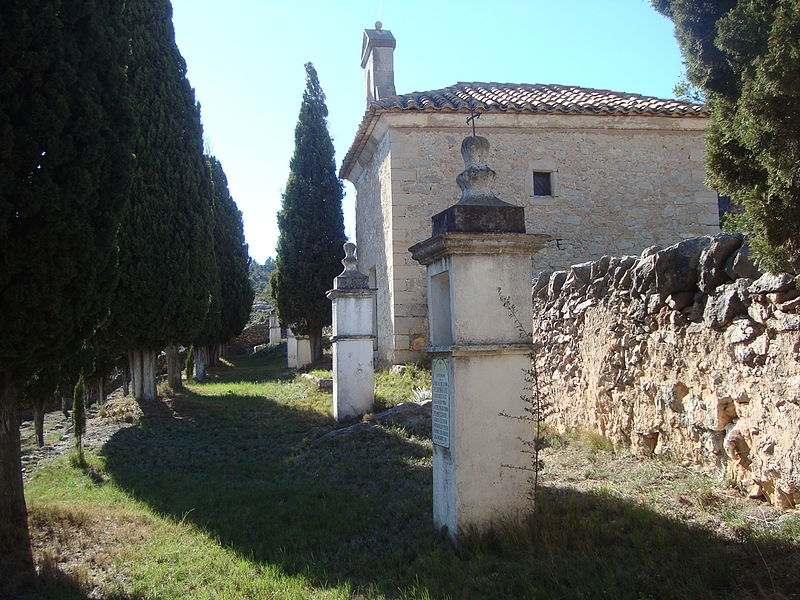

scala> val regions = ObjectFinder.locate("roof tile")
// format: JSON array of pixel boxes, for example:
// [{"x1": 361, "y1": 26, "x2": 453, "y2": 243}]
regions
[{"x1": 340, "y1": 81, "x2": 707, "y2": 178}]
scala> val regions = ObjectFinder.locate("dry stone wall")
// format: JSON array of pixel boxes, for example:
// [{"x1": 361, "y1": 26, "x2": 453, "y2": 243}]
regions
[{"x1": 532, "y1": 233, "x2": 800, "y2": 508}]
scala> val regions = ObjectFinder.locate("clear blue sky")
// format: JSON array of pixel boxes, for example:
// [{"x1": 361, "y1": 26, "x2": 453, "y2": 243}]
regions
[{"x1": 171, "y1": 0, "x2": 685, "y2": 264}]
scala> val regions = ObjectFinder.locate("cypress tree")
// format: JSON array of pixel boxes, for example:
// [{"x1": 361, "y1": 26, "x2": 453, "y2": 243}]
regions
[
  {"x1": 0, "y1": 0, "x2": 131, "y2": 587},
  {"x1": 193, "y1": 156, "x2": 254, "y2": 379},
  {"x1": 272, "y1": 63, "x2": 346, "y2": 360},
  {"x1": 209, "y1": 156, "x2": 254, "y2": 344},
  {"x1": 113, "y1": 0, "x2": 216, "y2": 398},
  {"x1": 653, "y1": 0, "x2": 800, "y2": 273},
  {"x1": 72, "y1": 373, "x2": 86, "y2": 467}
]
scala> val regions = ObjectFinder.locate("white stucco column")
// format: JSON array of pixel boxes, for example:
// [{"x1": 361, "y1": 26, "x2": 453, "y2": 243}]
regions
[
  {"x1": 287, "y1": 327, "x2": 311, "y2": 369},
  {"x1": 286, "y1": 328, "x2": 298, "y2": 368},
  {"x1": 410, "y1": 135, "x2": 550, "y2": 540},
  {"x1": 269, "y1": 311, "x2": 281, "y2": 346},
  {"x1": 327, "y1": 243, "x2": 377, "y2": 422},
  {"x1": 295, "y1": 335, "x2": 312, "y2": 368}
]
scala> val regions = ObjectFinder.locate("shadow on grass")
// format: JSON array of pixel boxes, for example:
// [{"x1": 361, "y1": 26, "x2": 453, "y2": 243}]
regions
[
  {"x1": 205, "y1": 347, "x2": 288, "y2": 383},
  {"x1": 19, "y1": 569, "x2": 139, "y2": 600},
  {"x1": 100, "y1": 358, "x2": 799, "y2": 599}
]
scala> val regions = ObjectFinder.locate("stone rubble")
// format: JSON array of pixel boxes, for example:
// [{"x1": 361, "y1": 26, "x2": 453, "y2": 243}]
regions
[
  {"x1": 317, "y1": 400, "x2": 432, "y2": 443},
  {"x1": 532, "y1": 233, "x2": 800, "y2": 508}
]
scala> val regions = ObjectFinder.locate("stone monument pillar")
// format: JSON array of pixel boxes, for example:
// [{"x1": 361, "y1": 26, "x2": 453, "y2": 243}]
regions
[
  {"x1": 327, "y1": 243, "x2": 377, "y2": 422},
  {"x1": 286, "y1": 327, "x2": 312, "y2": 370},
  {"x1": 269, "y1": 311, "x2": 281, "y2": 346},
  {"x1": 295, "y1": 335, "x2": 312, "y2": 368},
  {"x1": 410, "y1": 135, "x2": 550, "y2": 539},
  {"x1": 286, "y1": 327, "x2": 298, "y2": 368}
]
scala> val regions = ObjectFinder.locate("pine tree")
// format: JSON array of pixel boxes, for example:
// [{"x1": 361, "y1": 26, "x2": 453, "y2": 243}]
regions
[
  {"x1": 113, "y1": 0, "x2": 216, "y2": 398},
  {"x1": 0, "y1": 0, "x2": 131, "y2": 587},
  {"x1": 654, "y1": 0, "x2": 800, "y2": 273},
  {"x1": 272, "y1": 63, "x2": 346, "y2": 360}
]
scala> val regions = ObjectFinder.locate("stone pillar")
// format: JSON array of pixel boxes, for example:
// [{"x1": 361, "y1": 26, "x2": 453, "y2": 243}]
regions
[
  {"x1": 295, "y1": 335, "x2": 312, "y2": 369},
  {"x1": 327, "y1": 242, "x2": 377, "y2": 422},
  {"x1": 287, "y1": 327, "x2": 312, "y2": 369},
  {"x1": 286, "y1": 328, "x2": 298, "y2": 368},
  {"x1": 410, "y1": 135, "x2": 550, "y2": 540},
  {"x1": 269, "y1": 311, "x2": 281, "y2": 346}
]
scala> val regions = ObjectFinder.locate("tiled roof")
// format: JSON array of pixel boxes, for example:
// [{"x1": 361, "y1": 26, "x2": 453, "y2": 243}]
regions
[
  {"x1": 340, "y1": 82, "x2": 707, "y2": 179},
  {"x1": 376, "y1": 82, "x2": 706, "y2": 115}
]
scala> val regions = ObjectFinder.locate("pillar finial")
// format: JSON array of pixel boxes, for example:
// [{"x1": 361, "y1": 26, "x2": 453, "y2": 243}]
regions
[
  {"x1": 334, "y1": 242, "x2": 369, "y2": 289},
  {"x1": 341, "y1": 242, "x2": 358, "y2": 274},
  {"x1": 455, "y1": 136, "x2": 514, "y2": 207}
]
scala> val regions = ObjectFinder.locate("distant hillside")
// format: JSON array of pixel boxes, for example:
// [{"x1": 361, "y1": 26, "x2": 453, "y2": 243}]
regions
[{"x1": 249, "y1": 257, "x2": 276, "y2": 303}]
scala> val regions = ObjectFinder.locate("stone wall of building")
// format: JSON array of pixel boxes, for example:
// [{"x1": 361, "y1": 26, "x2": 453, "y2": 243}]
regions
[
  {"x1": 531, "y1": 234, "x2": 800, "y2": 508},
  {"x1": 353, "y1": 129, "x2": 398, "y2": 365},
  {"x1": 353, "y1": 111, "x2": 720, "y2": 365}
]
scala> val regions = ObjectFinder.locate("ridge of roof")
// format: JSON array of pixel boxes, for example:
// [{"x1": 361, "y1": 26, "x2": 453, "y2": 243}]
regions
[{"x1": 340, "y1": 81, "x2": 708, "y2": 179}]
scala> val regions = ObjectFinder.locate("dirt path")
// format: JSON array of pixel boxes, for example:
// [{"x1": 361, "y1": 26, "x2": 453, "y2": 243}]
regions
[{"x1": 20, "y1": 389, "x2": 139, "y2": 481}]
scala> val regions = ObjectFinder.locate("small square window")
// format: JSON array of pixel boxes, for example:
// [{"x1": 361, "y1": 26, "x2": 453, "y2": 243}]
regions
[{"x1": 533, "y1": 171, "x2": 552, "y2": 196}]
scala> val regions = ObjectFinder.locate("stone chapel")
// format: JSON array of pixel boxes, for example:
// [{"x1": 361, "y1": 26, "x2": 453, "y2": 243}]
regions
[{"x1": 341, "y1": 23, "x2": 721, "y2": 366}]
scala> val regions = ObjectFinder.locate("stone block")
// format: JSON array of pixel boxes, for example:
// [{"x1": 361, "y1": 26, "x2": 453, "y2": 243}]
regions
[
  {"x1": 750, "y1": 272, "x2": 797, "y2": 294},
  {"x1": 724, "y1": 244, "x2": 761, "y2": 280},
  {"x1": 703, "y1": 281, "x2": 748, "y2": 328},
  {"x1": 653, "y1": 236, "x2": 711, "y2": 296},
  {"x1": 548, "y1": 271, "x2": 568, "y2": 298},
  {"x1": 698, "y1": 232, "x2": 743, "y2": 293}
]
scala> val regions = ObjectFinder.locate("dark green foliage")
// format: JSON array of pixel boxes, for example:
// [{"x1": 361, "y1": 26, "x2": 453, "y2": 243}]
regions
[
  {"x1": 112, "y1": 0, "x2": 215, "y2": 351},
  {"x1": 272, "y1": 63, "x2": 346, "y2": 348},
  {"x1": 72, "y1": 374, "x2": 86, "y2": 464},
  {"x1": 0, "y1": 1, "x2": 131, "y2": 585},
  {"x1": 654, "y1": 0, "x2": 800, "y2": 273},
  {"x1": 0, "y1": 0, "x2": 132, "y2": 380},
  {"x1": 207, "y1": 156, "x2": 253, "y2": 342}
]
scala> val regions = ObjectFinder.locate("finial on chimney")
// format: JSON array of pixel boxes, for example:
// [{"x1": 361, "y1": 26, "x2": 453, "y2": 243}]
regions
[{"x1": 361, "y1": 24, "x2": 396, "y2": 107}]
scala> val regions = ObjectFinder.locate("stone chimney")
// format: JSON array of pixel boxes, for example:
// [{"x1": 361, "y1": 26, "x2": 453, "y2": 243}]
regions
[{"x1": 361, "y1": 22, "x2": 396, "y2": 108}]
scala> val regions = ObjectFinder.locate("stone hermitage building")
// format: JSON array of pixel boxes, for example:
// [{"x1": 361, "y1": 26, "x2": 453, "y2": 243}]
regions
[{"x1": 341, "y1": 23, "x2": 721, "y2": 366}]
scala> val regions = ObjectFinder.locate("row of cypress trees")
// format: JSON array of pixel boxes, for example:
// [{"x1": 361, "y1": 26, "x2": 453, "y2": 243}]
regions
[{"x1": 0, "y1": 0, "x2": 252, "y2": 591}]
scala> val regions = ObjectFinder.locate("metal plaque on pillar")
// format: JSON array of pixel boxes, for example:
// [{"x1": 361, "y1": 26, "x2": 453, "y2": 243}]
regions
[{"x1": 431, "y1": 357, "x2": 451, "y2": 448}]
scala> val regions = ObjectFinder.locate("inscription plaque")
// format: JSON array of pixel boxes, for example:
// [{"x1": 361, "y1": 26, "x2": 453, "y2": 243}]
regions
[{"x1": 431, "y1": 358, "x2": 450, "y2": 448}]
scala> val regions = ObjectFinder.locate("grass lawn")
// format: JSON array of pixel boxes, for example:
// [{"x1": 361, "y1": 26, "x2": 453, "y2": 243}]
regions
[{"x1": 23, "y1": 353, "x2": 800, "y2": 599}]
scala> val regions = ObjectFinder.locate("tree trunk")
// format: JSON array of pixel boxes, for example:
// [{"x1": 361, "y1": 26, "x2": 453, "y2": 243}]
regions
[
  {"x1": 195, "y1": 346, "x2": 208, "y2": 382},
  {"x1": 130, "y1": 349, "x2": 157, "y2": 401},
  {"x1": 86, "y1": 375, "x2": 97, "y2": 407},
  {"x1": 97, "y1": 376, "x2": 105, "y2": 406},
  {"x1": 0, "y1": 374, "x2": 35, "y2": 595},
  {"x1": 309, "y1": 328, "x2": 323, "y2": 363},
  {"x1": 31, "y1": 393, "x2": 46, "y2": 448},
  {"x1": 141, "y1": 349, "x2": 157, "y2": 401},
  {"x1": 58, "y1": 389, "x2": 70, "y2": 419},
  {"x1": 123, "y1": 363, "x2": 130, "y2": 397},
  {"x1": 129, "y1": 350, "x2": 142, "y2": 400},
  {"x1": 166, "y1": 344, "x2": 182, "y2": 390}
]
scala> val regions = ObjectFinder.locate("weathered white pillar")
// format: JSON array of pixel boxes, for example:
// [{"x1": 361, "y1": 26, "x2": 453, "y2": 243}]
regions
[
  {"x1": 295, "y1": 335, "x2": 312, "y2": 369},
  {"x1": 327, "y1": 243, "x2": 377, "y2": 422},
  {"x1": 269, "y1": 311, "x2": 281, "y2": 346},
  {"x1": 410, "y1": 135, "x2": 550, "y2": 540},
  {"x1": 286, "y1": 328, "x2": 298, "y2": 368},
  {"x1": 286, "y1": 327, "x2": 312, "y2": 369}
]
